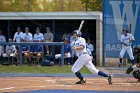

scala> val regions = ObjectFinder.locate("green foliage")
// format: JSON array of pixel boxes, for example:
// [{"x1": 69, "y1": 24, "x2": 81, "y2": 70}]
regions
[
  {"x1": 81, "y1": 0, "x2": 102, "y2": 11},
  {"x1": 0, "y1": 65, "x2": 91, "y2": 74},
  {"x1": 0, "y1": 0, "x2": 101, "y2": 12}
]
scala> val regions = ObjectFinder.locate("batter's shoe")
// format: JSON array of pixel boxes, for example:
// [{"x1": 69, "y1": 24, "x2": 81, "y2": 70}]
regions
[
  {"x1": 108, "y1": 75, "x2": 113, "y2": 84},
  {"x1": 119, "y1": 63, "x2": 122, "y2": 67},
  {"x1": 75, "y1": 79, "x2": 86, "y2": 84},
  {"x1": 126, "y1": 66, "x2": 133, "y2": 74}
]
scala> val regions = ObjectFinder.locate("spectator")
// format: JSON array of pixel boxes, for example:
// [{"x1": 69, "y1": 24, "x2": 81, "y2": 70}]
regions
[
  {"x1": 13, "y1": 27, "x2": 24, "y2": 42},
  {"x1": 28, "y1": 45, "x2": 44, "y2": 65},
  {"x1": 55, "y1": 38, "x2": 71, "y2": 65},
  {"x1": 44, "y1": 27, "x2": 54, "y2": 55},
  {"x1": 33, "y1": 27, "x2": 44, "y2": 42},
  {"x1": 16, "y1": 27, "x2": 32, "y2": 64},
  {"x1": 62, "y1": 30, "x2": 71, "y2": 41},
  {"x1": 22, "y1": 27, "x2": 33, "y2": 42},
  {"x1": 27, "y1": 27, "x2": 44, "y2": 65},
  {"x1": 3, "y1": 39, "x2": 16, "y2": 65},
  {"x1": 0, "y1": 30, "x2": 6, "y2": 64},
  {"x1": 86, "y1": 39, "x2": 94, "y2": 55}
]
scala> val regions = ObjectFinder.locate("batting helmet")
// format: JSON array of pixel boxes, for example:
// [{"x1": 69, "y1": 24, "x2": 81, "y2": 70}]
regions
[
  {"x1": 123, "y1": 28, "x2": 129, "y2": 33},
  {"x1": 74, "y1": 30, "x2": 82, "y2": 36},
  {"x1": 133, "y1": 70, "x2": 140, "y2": 80}
]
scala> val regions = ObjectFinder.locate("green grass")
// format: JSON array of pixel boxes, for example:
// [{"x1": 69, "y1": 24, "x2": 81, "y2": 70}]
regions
[{"x1": 0, "y1": 65, "x2": 91, "y2": 74}]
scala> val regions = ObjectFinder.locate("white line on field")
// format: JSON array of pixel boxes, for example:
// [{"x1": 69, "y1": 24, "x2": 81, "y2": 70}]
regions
[
  {"x1": 0, "y1": 85, "x2": 71, "y2": 91},
  {"x1": 0, "y1": 87, "x2": 15, "y2": 90}
]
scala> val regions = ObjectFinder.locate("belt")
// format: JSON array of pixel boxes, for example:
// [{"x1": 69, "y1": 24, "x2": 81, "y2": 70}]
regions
[
  {"x1": 83, "y1": 52, "x2": 88, "y2": 54},
  {"x1": 79, "y1": 52, "x2": 88, "y2": 56},
  {"x1": 124, "y1": 45, "x2": 130, "y2": 46}
]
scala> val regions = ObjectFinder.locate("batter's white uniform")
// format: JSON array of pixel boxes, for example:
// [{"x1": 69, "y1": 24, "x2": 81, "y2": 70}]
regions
[
  {"x1": 119, "y1": 33, "x2": 135, "y2": 60},
  {"x1": 33, "y1": 33, "x2": 44, "y2": 41},
  {"x1": 13, "y1": 32, "x2": 24, "y2": 42},
  {"x1": 71, "y1": 37, "x2": 99, "y2": 74}
]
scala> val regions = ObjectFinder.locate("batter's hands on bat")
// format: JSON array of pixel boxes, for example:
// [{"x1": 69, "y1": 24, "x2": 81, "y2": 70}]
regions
[{"x1": 72, "y1": 46, "x2": 76, "y2": 50}]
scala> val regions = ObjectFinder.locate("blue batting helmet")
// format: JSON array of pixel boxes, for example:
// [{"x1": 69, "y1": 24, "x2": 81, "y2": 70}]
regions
[{"x1": 74, "y1": 30, "x2": 82, "y2": 36}]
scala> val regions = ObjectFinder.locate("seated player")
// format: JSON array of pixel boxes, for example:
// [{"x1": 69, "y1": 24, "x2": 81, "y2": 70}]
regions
[
  {"x1": 28, "y1": 45, "x2": 44, "y2": 65},
  {"x1": 3, "y1": 39, "x2": 16, "y2": 65},
  {"x1": 28, "y1": 27, "x2": 44, "y2": 65},
  {"x1": 55, "y1": 38, "x2": 71, "y2": 65},
  {"x1": 15, "y1": 45, "x2": 30, "y2": 64}
]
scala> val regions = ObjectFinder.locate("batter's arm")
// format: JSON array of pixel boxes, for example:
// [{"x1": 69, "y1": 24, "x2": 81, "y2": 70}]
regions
[{"x1": 72, "y1": 45, "x2": 84, "y2": 50}]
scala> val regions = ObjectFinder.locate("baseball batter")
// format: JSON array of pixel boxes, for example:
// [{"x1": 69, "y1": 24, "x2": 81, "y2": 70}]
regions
[
  {"x1": 119, "y1": 29, "x2": 135, "y2": 66},
  {"x1": 71, "y1": 30, "x2": 112, "y2": 84}
]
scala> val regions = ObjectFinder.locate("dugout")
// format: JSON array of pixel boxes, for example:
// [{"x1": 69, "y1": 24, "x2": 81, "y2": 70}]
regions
[{"x1": 0, "y1": 12, "x2": 103, "y2": 66}]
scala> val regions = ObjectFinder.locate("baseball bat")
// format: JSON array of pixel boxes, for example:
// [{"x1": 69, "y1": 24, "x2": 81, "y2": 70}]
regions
[
  {"x1": 129, "y1": 24, "x2": 131, "y2": 33},
  {"x1": 78, "y1": 20, "x2": 85, "y2": 31}
]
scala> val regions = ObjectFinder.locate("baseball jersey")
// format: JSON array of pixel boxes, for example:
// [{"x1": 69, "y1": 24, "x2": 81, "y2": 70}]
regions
[
  {"x1": 6, "y1": 45, "x2": 16, "y2": 55},
  {"x1": 86, "y1": 43, "x2": 94, "y2": 52},
  {"x1": 23, "y1": 33, "x2": 33, "y2": 41},
  {"x1": 33, "y1": 33, "x2": 44, "y2": 41},
  {"x1": 44, "y1": 32, "x2": 53, "y2": 42},
  {"x1": 121, "y1": 33, "x2": 135, "y2": 46},
  {"x1": 22, "y1": 46, "x2": 30, "y2": 51},
  {"x1": 64, "y1": 44, "x2": 71, "y2": 53},
  {"x1": 13, "y1": 32, "x2": 24, "y2": 42},
  {"x1": 0, "y1": 35, "x2": 6, "y2": 55},
  {"x1": 86, "y1": 48, "x2": 92, "y2": 56},
  {"x1": 73, "y1": 37, "x2": 87, "y2": 57},
  {"x1": 31, "y1": 45, "x2": 44, "y2": 53},
  {"x1": 0, "y1": 35, "x2": 6, "y2": 42}
]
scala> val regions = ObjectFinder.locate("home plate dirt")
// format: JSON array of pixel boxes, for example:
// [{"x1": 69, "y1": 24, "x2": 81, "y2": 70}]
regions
[{"x1": 0, "y1": 77, "x2": 140, "y2": 92}]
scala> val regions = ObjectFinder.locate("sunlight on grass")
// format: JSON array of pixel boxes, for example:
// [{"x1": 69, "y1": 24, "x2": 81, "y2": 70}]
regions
[{"x1": 0, "y1": 65, "x2": 91, "y2": 74}]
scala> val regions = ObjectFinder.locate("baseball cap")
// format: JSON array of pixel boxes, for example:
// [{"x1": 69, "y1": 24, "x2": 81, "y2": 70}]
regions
[
  {"x1": 36, "y1": 27, "x2": 40, "y2": 30},
  {"x1": 64, "y1": 38, "x2": 69, "y2": 41},
  {"x1": 17, "y1": 27, "x2": 21, "y2": 30},
  {"x1": 25, "y1": 27, "x2": 29, "y2": 30},
  {"x1": 46, "y1": 27, "x2": 50, "y2": 30}
]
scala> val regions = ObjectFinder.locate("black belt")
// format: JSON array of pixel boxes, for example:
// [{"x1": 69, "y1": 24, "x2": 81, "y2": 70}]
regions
[
  {"x1": 83, "y1": 52, "x2": 88, "y2": 54},
  {"x1": 124, "y1": 45, "x2": 130, "y2": 46}
]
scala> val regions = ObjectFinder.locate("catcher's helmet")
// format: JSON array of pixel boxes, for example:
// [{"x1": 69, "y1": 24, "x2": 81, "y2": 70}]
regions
[
  {"x1": 133, "y1": 70, "x2": 140, "y2": 80},
  {"x1": 74, "y1": 30, "x2": 82, "y2": 36}
]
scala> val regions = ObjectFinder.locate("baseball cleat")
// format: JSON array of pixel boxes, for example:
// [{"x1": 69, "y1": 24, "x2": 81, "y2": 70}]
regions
[
  {"x1": 108, "y1": 75, "x2": 113, "y2": 84},
  {"x1": 119, "y1": 63, "x2": 122, "y2": 67},
  {"x1": 75, "y1": 79, "x2": 86, "y2": 84},
  {"x1": 126, "y1": 66, "x2": 133, "y2": 74}
]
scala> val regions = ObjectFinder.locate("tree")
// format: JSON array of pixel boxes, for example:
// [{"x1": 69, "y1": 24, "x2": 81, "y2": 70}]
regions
[
  {"x1": 0, "y1": 0, "x2": 101, "y2": 12},
  {"x1": 81, "y1": 0, "x2": 102, "y2": 11}
]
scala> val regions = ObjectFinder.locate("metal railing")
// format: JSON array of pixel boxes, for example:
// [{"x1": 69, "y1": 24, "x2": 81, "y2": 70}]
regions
[{"x1": 0, "y1": 42, "x2": 64, "y2": 65}]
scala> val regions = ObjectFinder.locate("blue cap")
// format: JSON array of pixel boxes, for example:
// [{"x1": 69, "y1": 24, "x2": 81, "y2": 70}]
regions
[
  {"x1": 25, "y1": 27, "x2": 29, "y2": 30},
  {"x1": 64, "y1": 38, "x2": 69, "y2": 41},
  {"x1": 17, "y1": 27, "x2": 21, "y2": 30}
]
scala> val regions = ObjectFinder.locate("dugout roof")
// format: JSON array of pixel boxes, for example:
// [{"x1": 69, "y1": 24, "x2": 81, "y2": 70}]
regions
[{"x1": 0, "y1": 12, "x2": 101, "y2": 20}]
